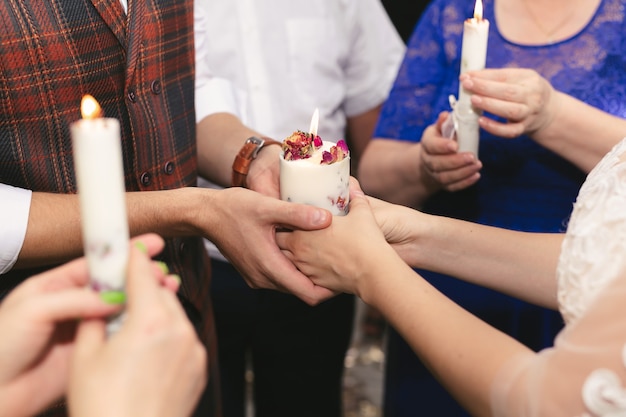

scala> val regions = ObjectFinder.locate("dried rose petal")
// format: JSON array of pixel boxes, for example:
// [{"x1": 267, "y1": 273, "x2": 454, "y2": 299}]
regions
[
  {"x1": 319, "y1": 139, "x2": 350, "y2": 165},
  {"x1": 282, "y1": 130, "x2": 322, "y2": 161}
]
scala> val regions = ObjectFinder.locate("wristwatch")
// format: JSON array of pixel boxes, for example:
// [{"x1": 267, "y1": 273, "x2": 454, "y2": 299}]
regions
[{"x1": 231, "y1": 136, "x2": 282, "y2": 187}]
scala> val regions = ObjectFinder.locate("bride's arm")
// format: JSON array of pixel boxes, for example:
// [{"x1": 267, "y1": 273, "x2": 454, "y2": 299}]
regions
[
  {"x1": 277, "y1": 189, "x2": 536, "y2": 416},
  {"x1": 368, "y1": 196, "x2": 564, "y2": 309},
  {"x1": 278, "y1": 187, "x2": 626, "y2": 417}
]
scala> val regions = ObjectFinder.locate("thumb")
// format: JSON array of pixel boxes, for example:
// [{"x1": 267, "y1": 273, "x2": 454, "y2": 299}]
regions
[
  {"x1": 73, "y1": 318, "x2": 107, "y2": 363},
  {"x1": 347, "y1": 177, "x2": 369, "y2": 212}
]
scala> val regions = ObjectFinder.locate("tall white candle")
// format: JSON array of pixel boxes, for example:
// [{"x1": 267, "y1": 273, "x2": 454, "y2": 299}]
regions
[
  {"x1": 455, "y1": 0, "x2": 489, "y2": 156},
  {"x1": 71, "y1": 95, "x2": 129, "y2": 331}
]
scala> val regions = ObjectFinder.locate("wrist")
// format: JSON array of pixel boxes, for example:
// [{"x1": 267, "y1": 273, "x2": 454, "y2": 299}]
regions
[{"x1": 231, "y1": 136, "x2": 281, "y2": 187}]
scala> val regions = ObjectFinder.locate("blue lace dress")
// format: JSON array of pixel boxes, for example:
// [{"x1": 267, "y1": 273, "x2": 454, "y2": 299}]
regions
[{"x1": 375, "y1": 0, "x2": 626, "y2": 415}]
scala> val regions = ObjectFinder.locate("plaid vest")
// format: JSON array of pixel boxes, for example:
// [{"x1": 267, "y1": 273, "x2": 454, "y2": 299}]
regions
[{"x1": 0, "y1": 1, "x2": 219, "y2": 415}]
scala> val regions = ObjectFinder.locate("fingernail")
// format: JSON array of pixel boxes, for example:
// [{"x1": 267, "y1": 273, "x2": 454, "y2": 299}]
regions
[
  {"x1": 170, "y1": 274, "x2": 182, "y2": 285},
  {"x1": 134, "y1": 241, "x2": 147, "y2": 254},
  {"x1": 156, "y1": 261, "x2": 169, "y2": 275},
  {"x1": 100, "y1": 290, "x2": 127, "y2": 305},
  {"x1": 462, "y1": 79, "x2": 474, "y2": 89},
  {"x1": 313, "y1": 209, "x2": 329, "y2": 225}
]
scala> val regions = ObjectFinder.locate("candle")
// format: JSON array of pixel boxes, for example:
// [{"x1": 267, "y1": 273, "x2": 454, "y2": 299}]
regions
[
  {"x1": 309, "y1": 107, "x2": 319, "y2": 137},
  {"x1": 455, "y1": 0, "x2": 489, "y2": 156},
  {"x1": 71, "y1": 95, "x2": 129, "y2": 333},
  {"x1": 279, "y1": 109, "x2": 350, "y2": 216}
]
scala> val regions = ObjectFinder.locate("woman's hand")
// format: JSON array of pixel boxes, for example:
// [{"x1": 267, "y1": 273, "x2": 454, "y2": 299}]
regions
[
  {"x1": 461, "y1": 68, "x2": 558, "y2": 139},
  {"x1": 419, "y1": 112, "x2": 483, "y2": 193},
  {"x1": 0, "y1": 234, "x2": 166, "y2": 417},
  {"x1": 68, "y1": 236, "x2": 206, "y2": 417},
  {"x1": 276, "y1": 179, "x2": 399, "y2": 297}
]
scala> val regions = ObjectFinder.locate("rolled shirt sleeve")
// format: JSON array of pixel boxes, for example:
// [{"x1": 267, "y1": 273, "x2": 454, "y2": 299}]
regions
[
  {"x1": 0, "y1": 184, "x2": 32, "y2": 274},
  {"x1": 194, "y1": 0, "x2": 246, "y2": 123}
]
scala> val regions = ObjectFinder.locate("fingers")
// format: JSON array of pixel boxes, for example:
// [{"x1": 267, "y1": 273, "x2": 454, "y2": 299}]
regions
[
  {"x1": 29, "y1": 289, "x2": 122, "y2": 324},
  {"x1": 124, "y1": 244, "x2": 166, "y2": 312},
  {"x1": 274, "y1": 201, "x2": 332, "y2": 232},
  {"x1": 261, "y1": 250, "x2": 336, "y2": 305},
  {"x1": 420, "y1": 131, "x2": 482, "y2": 187},
  {"x1": 131, "y1": 233, "x2": 165, "y2": 258},
  {"x1": 73, "y1": 318, "x2": 107, "y2": 362}
]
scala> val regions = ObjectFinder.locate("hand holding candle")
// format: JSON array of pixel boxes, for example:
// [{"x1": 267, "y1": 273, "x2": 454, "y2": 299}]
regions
[
  {"x1": 71, "y1": 95, "x2": 129, "y2": 333},
  {"x1": 452, "y1": 0, "x2": 489, "y2": 157},
  {"x1": 279, "y1": 108, "x2": 350, "y2": 216}
]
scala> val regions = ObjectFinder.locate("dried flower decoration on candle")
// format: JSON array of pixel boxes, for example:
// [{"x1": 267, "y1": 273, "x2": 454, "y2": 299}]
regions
[
  {"x1": 281, "y1": 132, "x2": 349, "y2": 164},
  {"x1": 282, "y1": 130, "x2": 323, "y2": 161},
  {"x1": 321, "y1": 140, "x2": 349, "y2": 165}
]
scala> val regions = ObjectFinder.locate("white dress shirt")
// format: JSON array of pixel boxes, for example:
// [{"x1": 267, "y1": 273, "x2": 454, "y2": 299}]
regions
[
  {"x1": 197, "y1": 0, "x2": 406, "y2": 260},
  {"x1": 197, "y1": 0, "x2": 405, "y2": 140},
  {"x1": 0, "y1": 0, "x2": 235, "y2": 274}
]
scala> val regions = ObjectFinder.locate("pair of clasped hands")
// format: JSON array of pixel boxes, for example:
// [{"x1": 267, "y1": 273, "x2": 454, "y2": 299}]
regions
[{"x1": 0, "y1": 234, "x2": 206, "y2": 417}]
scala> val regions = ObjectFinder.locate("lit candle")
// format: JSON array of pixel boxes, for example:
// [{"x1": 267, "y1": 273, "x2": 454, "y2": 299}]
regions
[
  {"x1": 309, "y1": 107, "x2": 319, "y2": 137},
  {"x1": 455, "y1": 0, "x2": 489, "y2": 156},
  {"x1": 71, "y1": 95, "x2": 129, "y2": 333},
  {"x1": 279, "y1": 109, "x2": 350, "y2": 216}
]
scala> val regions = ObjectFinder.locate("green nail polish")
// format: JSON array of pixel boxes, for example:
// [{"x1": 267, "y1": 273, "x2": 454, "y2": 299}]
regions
[
  {"x1": 134, "y1": 241, "x2": 148, "y2": 254},
  {"x1": 100, "y1": 291, "x2": 126, "y2": 305},
  {"x1": 171, "y1": 274, "x2": 181, "y2": 285},
  {"x1": 156, "y1": 261, "x2": 169, "y2": 275}
]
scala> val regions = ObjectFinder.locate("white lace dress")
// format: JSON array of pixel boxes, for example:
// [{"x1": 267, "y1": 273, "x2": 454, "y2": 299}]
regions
[{"x1": 491, "y1": 138, "x2": 626, "y2": 417}]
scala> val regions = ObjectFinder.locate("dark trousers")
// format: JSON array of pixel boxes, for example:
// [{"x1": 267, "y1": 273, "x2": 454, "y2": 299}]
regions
[{"x1": 210, "y1": 259, "x2": 355, "y2": 417}]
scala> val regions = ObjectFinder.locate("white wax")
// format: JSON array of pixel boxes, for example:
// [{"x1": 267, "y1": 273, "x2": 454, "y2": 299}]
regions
[
  {"x1": 279, "y1": 142, "x2": 350, "y2": 216},
  {"x1": 71, "y1": 118, "x2": 129, "y2": 292},
  {"x1": 456, "y1": 17, "x2": 489, "y2": 156}
]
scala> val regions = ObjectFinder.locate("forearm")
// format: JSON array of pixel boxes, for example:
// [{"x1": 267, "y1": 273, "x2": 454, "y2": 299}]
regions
[
  {"x1": 534, "y1": 92, "x2": 626, "y2": 173},
  {"x1": 15, "y1": 188, "x2": 218, "y2": 269},
  {"x1": 361, "y1": 251, "x2": 534, "y2": 417},
  {"x1": 411, "y1": 213, "x2": 562, "y2": 309},
  {"x1": 345, "y1": 105, "x2": 382, "y2": 177},
  {"x1": 359, "y1": 139, "x2": 435, "y2": 208},
  {"x1": 196, "y1": 112, "x2": 261, "y2": 187}
]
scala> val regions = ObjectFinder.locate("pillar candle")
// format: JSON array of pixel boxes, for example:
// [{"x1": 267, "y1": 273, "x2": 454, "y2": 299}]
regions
[
  {"x1": 455, "y1": 0, "x2": 489, "y2": 156},
  {"x1": 71, "y1": 95, "x2": 129, "y2": 332}
]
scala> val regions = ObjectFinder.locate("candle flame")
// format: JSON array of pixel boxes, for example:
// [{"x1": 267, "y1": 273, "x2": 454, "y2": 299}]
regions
[
  {"x1": 473, "y1": 0, "x2": 484, "y2": 20},
  {"x1": 81, "y1": 95, "x2": 104, "y2": 119},
  {"x1": 309, "y1": 108, "x2": 319, "y2": 137}
]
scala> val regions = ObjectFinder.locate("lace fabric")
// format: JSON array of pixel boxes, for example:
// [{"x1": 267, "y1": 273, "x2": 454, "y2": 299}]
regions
[
  {"x1": 375, "y1": 0, "x2": 626, "y2": 232},
  {"x1": 491, "y1": 138, "x2": 626, "y2": 416}
]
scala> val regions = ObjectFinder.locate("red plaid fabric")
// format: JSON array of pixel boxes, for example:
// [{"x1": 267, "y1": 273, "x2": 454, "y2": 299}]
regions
[{"x1": 0, "y1": 1, "x2": 220, "y2": 416}]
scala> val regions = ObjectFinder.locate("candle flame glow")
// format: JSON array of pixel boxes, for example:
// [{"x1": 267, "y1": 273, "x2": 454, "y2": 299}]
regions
[
  {"x1": 309, "y1": 108, "x2": 319, "y2": 137},
  {"x1": 473, "y1": 0, "x2": 484, "y2": 20},
  {"x1": 81, "y1": 95, "x2": 104, "y2": 120}
]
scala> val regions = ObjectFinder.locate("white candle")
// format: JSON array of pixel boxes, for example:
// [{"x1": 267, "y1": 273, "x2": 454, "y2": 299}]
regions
[
  {"x1": 279, "y1": 110, "x2": 350, "y2": 216},
  {"x1": 455, "y1": 0, "x2": 489, "y2": 156},
  {"x1": 71, "y1": 95, "x2": 129, "y2": 331}
]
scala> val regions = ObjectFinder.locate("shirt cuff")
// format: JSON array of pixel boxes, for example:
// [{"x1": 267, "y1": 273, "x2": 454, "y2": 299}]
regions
[{"x1": 0, "y1": 184, "x2": 32, "y2": 274}]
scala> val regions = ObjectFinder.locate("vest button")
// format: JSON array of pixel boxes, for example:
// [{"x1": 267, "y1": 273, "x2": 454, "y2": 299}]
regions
[
  {"x1": 127, "y1": 90, "x2": 137, "y2": 103},
  {"x1": 140, "y1": 171, "x2": 152, "y2": 186},
  {"x1": 150, "y1": 80, "x2": 162, "y2": 95},
  {"x1": 163, "y1": 161, "x2": 174, "y2": 175}
]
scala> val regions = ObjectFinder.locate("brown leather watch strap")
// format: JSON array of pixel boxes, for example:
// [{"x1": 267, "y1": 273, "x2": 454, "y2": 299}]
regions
[{"x1": 231, "y1": 136, "x2": 282, "y2": 187}]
